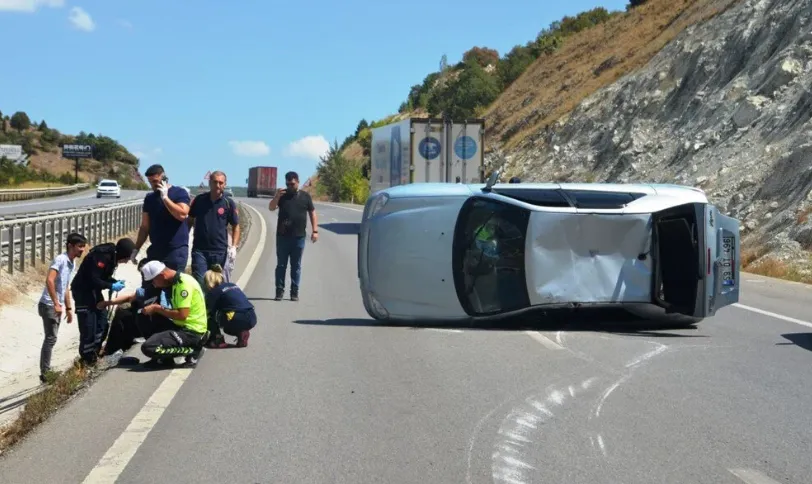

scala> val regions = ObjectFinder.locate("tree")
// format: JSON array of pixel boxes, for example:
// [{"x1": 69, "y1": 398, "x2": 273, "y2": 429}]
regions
[
  {"x1": 10, "y1": 111, "x2": 31, "y2": 132},
  {"x1": 38, "y1": 120, "x2": 48, "y2": 131},
  {"x1": 440, "y1": 54, "x2": 449, "y2": 72},
  {"x1": 462, "y1": 46, "x2": 500, "y2": 68},
  {"x1": 427, "y1": 59, "x2": 501, "y2": 119}
]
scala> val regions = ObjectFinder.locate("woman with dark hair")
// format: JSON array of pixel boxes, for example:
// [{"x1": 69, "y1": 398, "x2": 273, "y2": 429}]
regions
[{"x1": 203, "y1": 264, "x2": 256, "y2": 348}]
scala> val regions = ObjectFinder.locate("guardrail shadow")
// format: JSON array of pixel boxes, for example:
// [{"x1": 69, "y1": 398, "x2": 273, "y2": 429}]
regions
[
  {"x1": 294, "y1": 307, "x2": 708, "y2": 338},
  {"x1": 318, "y1": 223, "x2": 359, "y2": 235}
]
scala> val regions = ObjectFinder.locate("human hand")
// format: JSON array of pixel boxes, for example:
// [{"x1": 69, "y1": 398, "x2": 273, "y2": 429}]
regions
[
  {"x1": 311, "y1": 232, "x2": 319, "y2": 243},
  {"x1": 228, "y1": 245, "x2": 237, "y2": 260},
  {"x1": 142, "y1": 304, "x2": 160, "y2": 316},
  {"x1": 158, "y1": 180, "x2": 170, "y2": 200},
  {"x1": 54, "y1": 303, "x2": 63, "y2": 319},
  {"x1": 112, "y1": 281, "x2": 126, "y2": 292},
  {"x1": 67, "y1": 310, "x2": 73, "y2": 324},
  {"x1": 96, "y1": 301, "x2": 109, "y2": 310}
]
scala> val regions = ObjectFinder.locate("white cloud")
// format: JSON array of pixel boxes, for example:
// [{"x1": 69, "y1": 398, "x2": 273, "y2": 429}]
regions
[
  {"x1": 117, "y1": 19, "x2": 133, "y2": 30},
  {"x1": 68, "y1": 6, "x2": 94, "y2": 32},
  {"x1": 133, "y1": 147, "x2": 162, "y2": 160},
  {"x1": 284, "y1": 135, "x2": 330, "y2": 160},
  {"x1": 228, "y1": 140, "x2": 270, "y2": 157},
  {"x1": 0, "y1": 0, "x2": 64, "y2": 13}
]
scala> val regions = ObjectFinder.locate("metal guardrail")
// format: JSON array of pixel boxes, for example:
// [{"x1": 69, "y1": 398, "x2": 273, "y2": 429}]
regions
[
  {"x1": 0, "y1": 198, "x2": 143, "y2": 221},
  {"x1": 0, "y1": 183, "x2": 91, "y2": 202},
  {"x1": 0, "y1": 199, "x2": 142, "y2": 275}
]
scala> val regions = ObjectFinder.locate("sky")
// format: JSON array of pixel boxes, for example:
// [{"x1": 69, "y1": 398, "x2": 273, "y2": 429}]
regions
[{"x1": 0, "y1": 0, "x2": 629, "y2": 188}]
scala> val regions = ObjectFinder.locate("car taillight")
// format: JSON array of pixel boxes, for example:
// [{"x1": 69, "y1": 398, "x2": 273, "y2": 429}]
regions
[{"x1": 707, "y1": 248, "x2": 711, "y2": 275}]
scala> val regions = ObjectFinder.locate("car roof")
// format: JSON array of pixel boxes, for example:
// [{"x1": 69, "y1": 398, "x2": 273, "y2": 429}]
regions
[{"x1": 376, "y1": 181, "x2": 705, "y2": 198}]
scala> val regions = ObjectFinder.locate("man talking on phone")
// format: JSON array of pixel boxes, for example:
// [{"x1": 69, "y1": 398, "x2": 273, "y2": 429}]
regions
[
  {"x1": 132, "y1": 164, "x2": 192, "y2": 273},
  {"x1": 268, "y1": 171, "x2": 318, "y2": 301}
]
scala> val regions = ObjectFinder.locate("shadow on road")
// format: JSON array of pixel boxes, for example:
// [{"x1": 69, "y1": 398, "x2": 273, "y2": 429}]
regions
[
  {"x1": 778, "y1": 333, "x2": 812, "y2": 353},
  {"x1": 294, "y1": 307, "x2": 707, "y2": 338},
  {"x1": 318, "y1": 222, "x2": 360, "y2": 235}
]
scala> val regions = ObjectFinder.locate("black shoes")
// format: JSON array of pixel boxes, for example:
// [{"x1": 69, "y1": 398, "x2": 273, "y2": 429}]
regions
[{"x1": 275, "y1": 288, "x2": 299, "y2": 301}]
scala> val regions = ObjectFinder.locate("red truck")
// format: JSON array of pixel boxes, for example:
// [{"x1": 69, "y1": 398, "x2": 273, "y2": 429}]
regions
[{"x1": 247, "y1": 166, "x2": 277, "y2": 198}]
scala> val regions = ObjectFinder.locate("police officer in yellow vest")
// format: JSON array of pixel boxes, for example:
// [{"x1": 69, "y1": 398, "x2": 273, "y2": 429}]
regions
[{"x1": 139, "y1": 260, "x2": 209, "y2": 367}]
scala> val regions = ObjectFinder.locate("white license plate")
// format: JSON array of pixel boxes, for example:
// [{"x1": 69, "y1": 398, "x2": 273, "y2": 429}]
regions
[{"x1": 721, "y1": 236, "x2": 735, "y2": 286}]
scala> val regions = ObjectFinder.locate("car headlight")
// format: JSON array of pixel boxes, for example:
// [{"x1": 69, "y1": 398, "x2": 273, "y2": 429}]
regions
[{"x1": 364, "y1": 193, "x2": 390, "y2": 221}]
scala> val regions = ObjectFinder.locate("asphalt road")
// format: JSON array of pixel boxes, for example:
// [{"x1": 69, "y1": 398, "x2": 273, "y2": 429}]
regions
[
  {"x1": 0, "y1": 189, "x2": 147, "y2": 217},
  {"x1": 1, "y1": 198, "x2": 811, "y2": 484}
]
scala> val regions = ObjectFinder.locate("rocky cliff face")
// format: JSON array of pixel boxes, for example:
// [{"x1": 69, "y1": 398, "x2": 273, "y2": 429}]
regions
[{"x1": 489, "y1": 0, "x2": 812, "y2": 263}]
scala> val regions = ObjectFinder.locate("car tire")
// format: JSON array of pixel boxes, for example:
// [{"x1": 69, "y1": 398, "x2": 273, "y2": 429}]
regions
[{"x1": 624, "y1": 304, "x2": 703, "y2": 328}]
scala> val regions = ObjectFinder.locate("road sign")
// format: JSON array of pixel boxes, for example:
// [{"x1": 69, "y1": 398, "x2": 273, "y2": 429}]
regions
[
  {"x1": 62, "y1": 144, "x2": 94, "y2": 159},
  {"x1": 0, "y1": 144, "x2": 22, "y2": 161}
]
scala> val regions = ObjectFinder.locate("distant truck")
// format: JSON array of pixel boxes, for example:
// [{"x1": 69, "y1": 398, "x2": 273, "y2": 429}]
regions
[
  {"x1": 369, "y1": 117, "x2": 486, "y2": 195},
  {"x1": 247, "y1": 166, "x2": 278, "y2": 198}
]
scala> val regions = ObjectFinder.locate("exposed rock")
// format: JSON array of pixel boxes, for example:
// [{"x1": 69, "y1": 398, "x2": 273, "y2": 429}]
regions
[{"x1": 488, "y1": 0, "x2": 812, "y2": 259}]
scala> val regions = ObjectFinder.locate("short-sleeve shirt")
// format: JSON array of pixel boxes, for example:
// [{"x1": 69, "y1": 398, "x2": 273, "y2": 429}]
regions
[
  {"x1": 143, "y1": 186, "x2": 191, "y2": 251},
  {"x1": 170, "y1": 273, "x2": 208, "y2": 334},
  {"x1": 189, "y1": 193, "x2": 239, "y2": 251},
  {"x1": 276, "y1": 190, "x2": 314, "y2": 237},
  {"x1": 39, "y1": 253, "x2": 75, "y2": 307}
]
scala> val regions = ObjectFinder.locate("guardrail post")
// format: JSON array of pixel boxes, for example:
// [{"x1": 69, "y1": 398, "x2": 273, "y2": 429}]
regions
[
  {"x1": 40, "y1": 219, "x2": 46, "y2": 265},
  {"x1": 7, "y1": 225, "x2": 13, "y2": 275},
  {"x1": 19, "y1": 223, "x2": 25, "y2": 273},
  {"x1": 30, "y1": 221, "x2": 36, "y2": 268}
]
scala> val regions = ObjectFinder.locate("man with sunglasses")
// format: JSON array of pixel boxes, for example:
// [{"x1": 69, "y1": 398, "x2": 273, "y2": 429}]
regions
[{"x1": 268, "y1": 171, "x2": 318, "y2": 301}]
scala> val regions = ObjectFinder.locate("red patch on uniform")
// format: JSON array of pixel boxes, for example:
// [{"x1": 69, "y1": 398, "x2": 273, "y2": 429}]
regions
[
  {"x1": 217, "y1": 207, "x2": 225, "y2": 215},
  {"x1": 97, "y1": 261, "x2": 105, "y2": 268}
]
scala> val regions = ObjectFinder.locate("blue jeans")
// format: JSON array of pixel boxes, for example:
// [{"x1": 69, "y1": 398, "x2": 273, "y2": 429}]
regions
[
  {"x1": 191, "y1": 248, "x2": 227, "y2": 287},
  {"x1": 146, "y1": 245, "x2": 188, "y2": 274},
  {"x1": 275, "y1": 236, "x2": 306, "y2": 292}
]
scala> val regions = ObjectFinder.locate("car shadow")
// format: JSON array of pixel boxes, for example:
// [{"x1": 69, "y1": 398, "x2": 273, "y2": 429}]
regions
[
  {"x1": 319, "y1": 222, "x2": 360, "y2": 235},
  {"x1": 777, "y1": 333, "x2": 812, "y2": 353},
  {"x1": 293, "y1": 307, "x2": 707, "y2": 338}
]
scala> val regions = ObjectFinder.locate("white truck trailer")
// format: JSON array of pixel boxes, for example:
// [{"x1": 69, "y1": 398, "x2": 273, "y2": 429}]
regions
[{"x1": 369, "y1": 117, "x2": 486, "y2": 195}]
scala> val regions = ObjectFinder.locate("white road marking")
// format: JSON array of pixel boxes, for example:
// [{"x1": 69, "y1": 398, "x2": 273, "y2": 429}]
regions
[
  {"x1": 625, "y1": 343, "x2": 668, "y2": 369},
  {"x1": 728, "y1": 468, "x2": 783, "y2": 484},
  {"x1": 424, "y1": 328, "x2": 464, "y2": 333},
  {"x1": 0, "y1": 192, "x2": 94, "y2": 209},
  {"x1": 733, "y1": 303, "x2": 812, "y2": 330},
  {"x1": 319, "y1": 202, "x2": 363, "y2": 212},
  {"x1": 525, "y1": 331, "x2": 565, "y2": 350},
  {"x1": 81, "y1": 202, "x2": 267, "y2": 483}
]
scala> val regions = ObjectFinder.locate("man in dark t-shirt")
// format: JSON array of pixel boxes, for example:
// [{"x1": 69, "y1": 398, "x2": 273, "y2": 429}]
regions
[
  {"x1": 188, "y1": 170, "x2": 240, "y2": 286},
  {"x1": 133, "y1": 164, "x2": 192, "y2": 273},
  {"x1": 268, "y1": 171, "x2": 318, "y2": 301}
]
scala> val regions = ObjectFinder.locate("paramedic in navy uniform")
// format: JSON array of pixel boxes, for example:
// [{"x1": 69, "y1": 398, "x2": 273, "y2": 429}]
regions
[{"x1": 187, "y1": 170, "x2": 241, "y2": 286}]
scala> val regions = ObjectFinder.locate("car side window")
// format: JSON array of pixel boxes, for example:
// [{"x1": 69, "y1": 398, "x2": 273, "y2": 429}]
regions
[{"x1": 453, "y1": 197, "x2": 531, "y2": 316}]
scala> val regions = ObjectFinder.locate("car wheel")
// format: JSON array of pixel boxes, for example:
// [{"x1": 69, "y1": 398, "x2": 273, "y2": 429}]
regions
[{"x1": 624, "y1": 304, "x2": 703, "y2": 328}]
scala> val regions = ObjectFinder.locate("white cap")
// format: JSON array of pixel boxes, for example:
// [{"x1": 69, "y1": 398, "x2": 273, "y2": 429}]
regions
[{"x1": 141, "y1": 260, "x2": 166, "y2": 281}]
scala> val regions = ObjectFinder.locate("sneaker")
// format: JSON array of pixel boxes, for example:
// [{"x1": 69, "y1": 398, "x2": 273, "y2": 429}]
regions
[
  {"x1": 236, "y1": 330, "x2": 250, "y2": 348},
  {"x1": 184, "y1": 347, "x2": 206, "y2": 367},
  {"x1": 290, "y1": 292, "x2": 299, "y2": 302},
  {"x1": 206, "y1": 334, "x2": 228, "y2": 349},
  {"x1": 274, "y1": 288, "x2": 284, "y2": 301}
]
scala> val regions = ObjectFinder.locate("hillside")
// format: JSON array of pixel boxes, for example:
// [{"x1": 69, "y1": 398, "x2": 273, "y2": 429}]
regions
[
  {"x1": 0, "y1": 109, "x2": 147, "y2": 189},
  {"x1": 312, "y1": 0, "x2": 730, "y2": 202}
]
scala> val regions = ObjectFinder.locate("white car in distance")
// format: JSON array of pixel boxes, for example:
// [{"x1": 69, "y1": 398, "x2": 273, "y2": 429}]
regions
[{"x1": 96, "y1": 179, "x2": 121, "y2": 198}]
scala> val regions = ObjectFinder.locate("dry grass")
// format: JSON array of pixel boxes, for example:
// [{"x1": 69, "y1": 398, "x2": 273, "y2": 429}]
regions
[
  {"x1": 483, "y1": 0, "x2": 740, "y2": 151},
  {"x1": 0, "y1": 360, "x2": 90, "y2": 450},
  {"x1": 740, "y1": 244, "x2": 812, "y2": 284},
  {"x1": 0, "y1": 181, "x2": 71, "y2": 189}
]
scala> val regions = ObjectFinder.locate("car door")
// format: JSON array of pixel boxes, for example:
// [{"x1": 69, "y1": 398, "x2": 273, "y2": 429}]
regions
[{"x1": 651, "y1": 202, "x2": 740, "y2": 318}]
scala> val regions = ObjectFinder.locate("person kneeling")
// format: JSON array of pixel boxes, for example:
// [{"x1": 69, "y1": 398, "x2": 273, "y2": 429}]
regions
[
  {"x1": 204, "y1": 264, "x2": 256, "y2": 348},
  {"x1": 139, "y1": 260, "x2": 210, "y2": 367}
]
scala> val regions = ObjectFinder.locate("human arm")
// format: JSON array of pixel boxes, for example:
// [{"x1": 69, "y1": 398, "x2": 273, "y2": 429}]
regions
[
  {"x1": 88, "y1": 254, "x2": 116, "y2": 291},
  {"x1": 186, "y1": 194, "x2": 199, "y2": 229},
  {"x1": 159, "y1": 183, "x2": 191, "y2": 222},
  {"x1": 97, "y1": 290, "x2": 138, "y2": 309},
  {"x1": 65, "y1": 284, "x2": 73, "y2": 324},
  {"x1": 229, "y1": 201, "x2": 241, "y2": 248},
  {"x1": 268, "y1": 189, "x2": 286, "y2": 211},
  {"x1": 144, "y1": 304, "x2": 189, "y2": 321},
  {"x1": 308, "y1": 196, "x2": 319, "y2": 242},
  {"x1": 45, "y1": 268, "x2": 62, "y2": 316},
  {"x1": 134, "y1": 212, "x2": 150, "y2": 259}
]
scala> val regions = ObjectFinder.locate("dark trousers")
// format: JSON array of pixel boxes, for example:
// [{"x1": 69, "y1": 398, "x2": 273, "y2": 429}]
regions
[
  {"x1": 76, "y1": 307, "x2": 109, "y2": 365},
  {"x1": 209, "y1": 308, "x2": 257, "y2": 337},
  {"x1": 146, "y1": 245, "x2": 188, "y2": 273},
  {"x1": 275, "y1": 236, "x2": 305, "y2": 292},
  {"x1": 191, "y1": 248, "x2": 226, "y2": 286},
  {"x1": 141, "y1": 321, "x2": 205, "y2": 360},
  {"x1": 38, "y1": 302, "x2": 61, "y2": 375},
  {"x1": 104, "y1": 306, "x2": 175, "y2": 355}
]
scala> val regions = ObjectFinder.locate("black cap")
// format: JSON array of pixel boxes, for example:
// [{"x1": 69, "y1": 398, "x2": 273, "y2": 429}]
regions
[{"x1": 115, "y1": 238, "x2": 136, "y2": 260}]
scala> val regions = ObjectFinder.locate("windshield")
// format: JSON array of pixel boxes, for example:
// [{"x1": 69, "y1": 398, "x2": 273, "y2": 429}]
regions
[
  {"x1": 100, "y1": 182, "x2": 117, "y2": 187},
  {"x1": 452, "y1": 197, "x2": 531, "y2": 316}
]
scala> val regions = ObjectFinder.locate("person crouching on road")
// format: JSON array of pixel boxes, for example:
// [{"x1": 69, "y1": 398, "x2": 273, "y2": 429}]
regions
[
  {"x1": 70, "y1": 238, "x2": 135, "y2": 366},
  {"x1": 97, "y1": 259, "x2": 176, "y2": 355},
  {"x1": 203, "y1": 264, "x2": 256, "y2": 348},
  {"x1": 138, "y1": 260, "x2": 209, "y2": 367}
]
